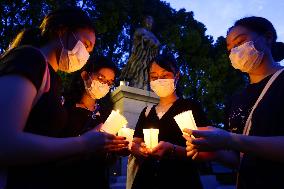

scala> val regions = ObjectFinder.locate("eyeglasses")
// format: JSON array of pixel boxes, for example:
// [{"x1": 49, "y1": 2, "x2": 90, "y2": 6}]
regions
[
  {"x1": 93, "y1": 73, "x2": 114, "y2": 87},
  {"x1": 150, "y1": 73, "x2": 174, "y2": 81}
]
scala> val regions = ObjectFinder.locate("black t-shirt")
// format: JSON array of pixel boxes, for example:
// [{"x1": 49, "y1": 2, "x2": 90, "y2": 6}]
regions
[
  {"x1": 225, "y1": 72, "x2": 284, "y2": 189},
  {"x1": 132, "y1": 98, "x2": 208, "y2": 189},
  {"x1": 0, "y1": 46, "x2": 67, "y2": 136},
  {"x1": 0, "y1": 46, "x2": 46, "y2": 90},
  {"x1": 225, "y1": 75, "x2": 272, "y2": 134},
  {"x1": 55, "y1": 105, "x2": 112, "y2": 189},
  {"x1": 0, "y1": 46, "x2": 68, "y2": 189},
  {"x1": 62, "y1": 104, "x2": 110, "y2": 137}
]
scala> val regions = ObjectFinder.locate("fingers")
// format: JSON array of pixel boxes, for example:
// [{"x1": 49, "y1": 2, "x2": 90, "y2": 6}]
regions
[
  {"x1": 113, "y1": 135, "x2": 127, "y2": 140},
  {"x1": 191, "y1": 130, "x2": 209, "y2": 138},
  {"x1": 105, "y1": 138, "x2": 129, "y2": 145},
  {"x1": 139, "y1": 147, "x2": 150, "y2": 157},
  {"x1": 151, "y1": 142, "x2": 163, "y2": 153},
  {"x1": 192, "y1": 152, "x2": 199, "y2": 160},
  {"x1": 99, "y1": 132, "x2": 127, "y2": 141},
  {"x1": 183, "y1": 128, "x2": 192, "y2": 135},
  {"x1": 106, "y1": 146, "x2": 129, "y2": 152},
  {"x1": 186, "y1": 149, "x2": 198, "y2": 157},
  {"x1": 183, "y1": 134, "x2": 192, "y2": 142},
  {"x1": 186, "y1": 143, "x2": 196, "y2": 151},
  {"x1": 191, "y1": 138, "x2": 207, "y2": 146},
  {"x1": 140, "y1": 142, "x2": 146, "y2": 148}
]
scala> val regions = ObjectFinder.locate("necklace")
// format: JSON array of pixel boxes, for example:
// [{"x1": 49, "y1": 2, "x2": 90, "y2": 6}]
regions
[
  {"x1": 76, "y1": 103, "x2": 101, "y2": 120},
  {"x1": 76, "y1": 103, "x2": 94, "y2": 112}
]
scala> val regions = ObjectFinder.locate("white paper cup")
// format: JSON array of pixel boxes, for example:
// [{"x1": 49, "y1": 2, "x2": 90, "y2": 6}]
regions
[
  {"x1": 143, "y1": 129, "x2": 159, "y2": 149},
  {"x1": 174, "y1": 110, "x2": 198, "y2": 133},
  {"x1": 101, "y1": 110, "x2": 128, "y2": 135}
]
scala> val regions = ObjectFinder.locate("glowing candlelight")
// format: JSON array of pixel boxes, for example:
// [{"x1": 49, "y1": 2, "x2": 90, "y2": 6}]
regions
[
  {"x1": 143, "y1": 128, "x2": 159, "y2": 149},
  {"x1": 118, "y1": 127, "x2": 135, "y2": 148},
  {"x1": 100, "y1": 110, "x2": 128, "y2": 135},
  {"x1": 174, "y1": 110, "x2": 198, "y2": 133}
]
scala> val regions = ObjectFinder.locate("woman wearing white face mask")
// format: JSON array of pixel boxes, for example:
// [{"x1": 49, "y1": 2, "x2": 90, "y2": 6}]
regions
[
  {"x1": 63, "y1": 56, "x2": 118, "y2": 136},
  {"x1": 183, "y1": 16, "x2": 284, "y2": 189},
  {"x1": 58, "y1": 56, "x2": 128, "y2": 189},
  {"x1": 0, "y1": 7, "x2": 128, "y2": 189},
  {"x1": 129, "y1": 55, "x2": 209, "y2": 189}
]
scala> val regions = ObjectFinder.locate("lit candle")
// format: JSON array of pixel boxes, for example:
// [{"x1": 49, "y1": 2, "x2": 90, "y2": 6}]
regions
[
  {"x1": 143, "y1": 128, "x2": 159, "y2": 149},
  {"x1": 174, "y1": 110, "x2": 198, "y2": 133},
  {"x1": 118, "y1": 127, "x2": 135, "y2": 148},
  {"x1": 174, "y1": 110, "x2": 199, "y2": 159},
  {"x1": 100, "y1": 110, "x2": 128, "y2": 135}
]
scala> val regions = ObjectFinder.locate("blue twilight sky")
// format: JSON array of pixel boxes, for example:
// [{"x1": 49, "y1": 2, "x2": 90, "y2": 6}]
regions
[{"x1": 165, "y1": 0, "x2": 284, "y2": 42}]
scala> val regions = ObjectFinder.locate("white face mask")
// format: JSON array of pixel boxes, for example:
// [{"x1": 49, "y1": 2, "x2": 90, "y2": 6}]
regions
[
  {"x1": 58, "y1": 33, "x2": 90, "y2": 73},
  {"x1": 229, "y1": 41, "x2": 264, "y2": 73},
  {"x1": 85, "y1": 79, "x2": 110, "y2": 99},
  {"x1": 150, "y1": 79, "x2": 175, "y2": 97}
]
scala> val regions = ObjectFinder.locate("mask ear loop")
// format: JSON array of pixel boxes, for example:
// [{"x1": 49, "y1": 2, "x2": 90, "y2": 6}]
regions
[
  {"x1": 86, "y1": 73, "x2": 94, "y2": 89},
  {"x1": 72, "y1": 32, "x2": 79, "y2": 41},
  {"x1": 58, "y1": 36, "x2": 70, "y2": 70},
  {"x1": 71, "y1": 32, "x2": 82, "y2": 49},
  {"x1": 71, "y1": 32, "x2": 89, "y2": 54},
  {"x1": 58, "y1": 33, "x2": 72, "y2": 70}
]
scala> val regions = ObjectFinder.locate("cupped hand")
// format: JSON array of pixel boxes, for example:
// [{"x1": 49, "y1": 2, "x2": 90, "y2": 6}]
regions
[
  {"x1": 131, "y1": 141, "x2": 151, "y2": 159},
  {"x1": 151, "y1": 141, "x2": 172, "y2": 159},
  {"x1": 81, "y1": 130, "x2": 129, "y2": 154}
]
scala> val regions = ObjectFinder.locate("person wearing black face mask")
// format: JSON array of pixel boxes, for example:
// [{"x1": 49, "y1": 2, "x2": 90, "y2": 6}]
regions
[{"x1": 184, "y1": 16, "x2": 284, "y2": 189}]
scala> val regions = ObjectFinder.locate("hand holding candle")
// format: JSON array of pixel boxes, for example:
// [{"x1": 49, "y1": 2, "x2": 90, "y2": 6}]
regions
[
  {"x1": 174, "y1": 110, "x2": 198, "y2": 159},
  {"x1": 143, "y1": 129, "x2": 159, "y2": 150},
  {"x1": 183, "y1": 127, "x2": 219, "y2": 160},
  {"x1": 100, "y1": 110, "x2": 128, "y2": 135}
]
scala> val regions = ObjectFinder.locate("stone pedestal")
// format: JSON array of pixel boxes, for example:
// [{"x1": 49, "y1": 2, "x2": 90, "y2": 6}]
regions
[
  {"x1": 110, "y1": 85, "x2": 159, "y2": 176},
  {"x1": 111, "y1": 85, "x2": 159, "y2": 130}
]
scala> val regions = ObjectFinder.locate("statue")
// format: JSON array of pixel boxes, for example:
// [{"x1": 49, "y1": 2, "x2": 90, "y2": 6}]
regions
[{"x1": 120, "y1": 16, "x2": 160, "y2": 90}]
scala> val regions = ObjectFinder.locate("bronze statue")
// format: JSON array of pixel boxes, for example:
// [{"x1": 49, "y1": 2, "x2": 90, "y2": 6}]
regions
[{"x1": 120, "y1": 16, "x2": 160, "y2": 90}]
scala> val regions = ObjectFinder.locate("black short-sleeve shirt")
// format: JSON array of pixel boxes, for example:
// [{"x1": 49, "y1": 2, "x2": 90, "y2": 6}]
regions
[
  {"x1": 0, "y1": 46, "x2": 46, "y2": 90},
  {"x1": 132, "y1": 98, "x2": 208, "y2": 189},
  {"x1": 55, "y1": 105, "x2": 112, "y2": 189},
  {"x1": 0, "y1": 46, "x2": 68, "y2": 189},
  {"x1": 225, "y1": 72, "x2": 284, "y2": 189}
]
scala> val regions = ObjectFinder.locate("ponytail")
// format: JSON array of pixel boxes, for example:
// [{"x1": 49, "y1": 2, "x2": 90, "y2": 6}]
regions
[
  {"x1": 271, "y1": 42, "x2": 284, "y2": 62},
  {"x1": 8, "y1": 27, "x2": 42, "y2": 50},
  {"x1": 0, "y1": 27, "x2": 42, "y2": 58}
]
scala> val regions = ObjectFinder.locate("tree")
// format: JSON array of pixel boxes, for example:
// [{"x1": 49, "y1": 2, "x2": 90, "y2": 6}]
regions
[{"x1": 0, "y1": 0, "x2": 247, "y2": 125}]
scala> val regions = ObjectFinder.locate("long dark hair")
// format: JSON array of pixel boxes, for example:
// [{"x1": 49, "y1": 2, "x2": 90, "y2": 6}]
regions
[
  {"x1": 148, "y1": 54, "x2": 183, "y2": 97},
  {"x1": 228, "y1": 16, "x2": 284, "y2": 62},
  {"x1": 64, "y1": 55, "x2": 118, "y2": 111},
  {"x1": 6, "y1": 7, "x2": 94, "y2": 52}
]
